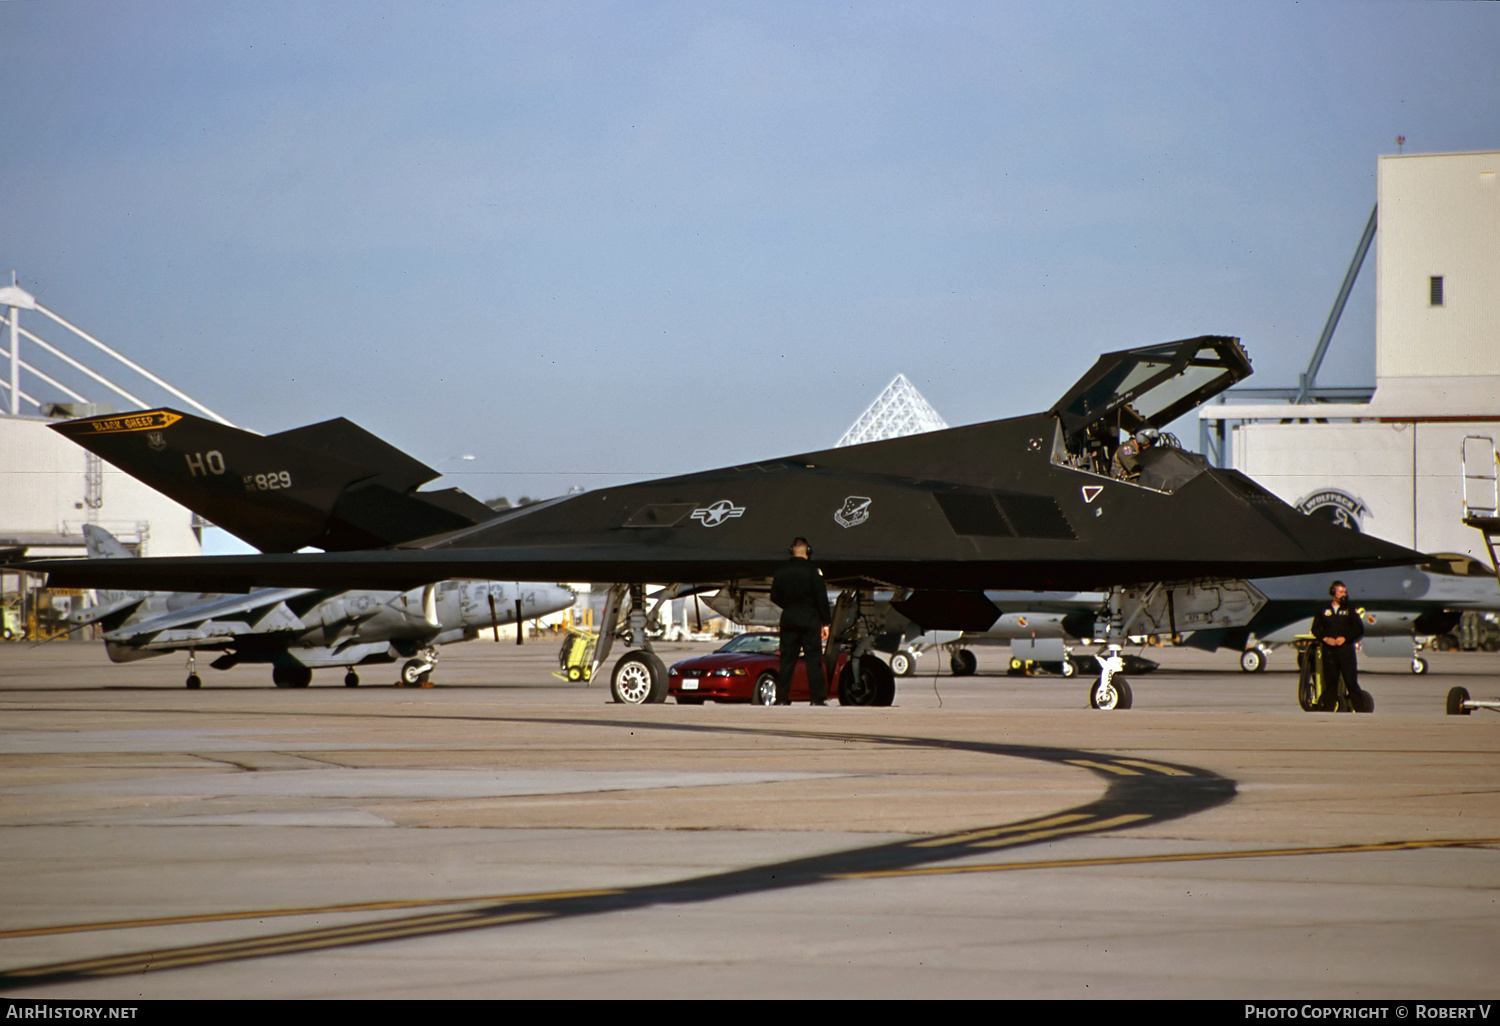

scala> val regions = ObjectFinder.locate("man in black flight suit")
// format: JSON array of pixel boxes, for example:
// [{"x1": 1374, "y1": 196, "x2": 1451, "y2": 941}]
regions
[
  {"x1": 770, "y1": 537, "x2": 832, "y2": 705},
  {"x1": 1312, "y1": 580, "x2": 1369, "y2": 711}
]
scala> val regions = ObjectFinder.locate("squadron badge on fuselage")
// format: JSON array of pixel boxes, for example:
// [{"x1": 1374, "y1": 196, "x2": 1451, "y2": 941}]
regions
[
  {"x1": 146, "y1": 431, "x2": 167, "y2": 452},
  {"x1": 834, "y1": 495, "x2": 872, "y2": 528}
]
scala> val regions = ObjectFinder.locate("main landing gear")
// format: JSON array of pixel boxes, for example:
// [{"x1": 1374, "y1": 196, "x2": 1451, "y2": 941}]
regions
[
  {"x1": 949, "y1": 648, "x2": 977, "y2": 676},
  {"x1": 398, "y1": 647, "x2": 439, "y2": 687},
  {"x1": 273, "y1": 665, "x2": 314, "y2": 688},
  {"x1": 593, "y1": 584, "x2": 669, "y2": 705}
]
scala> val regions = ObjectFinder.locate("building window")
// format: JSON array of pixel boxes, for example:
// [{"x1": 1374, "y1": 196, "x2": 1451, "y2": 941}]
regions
[{"x1": 1430, "y1": 276, "x2": 1444, "y2": 306}]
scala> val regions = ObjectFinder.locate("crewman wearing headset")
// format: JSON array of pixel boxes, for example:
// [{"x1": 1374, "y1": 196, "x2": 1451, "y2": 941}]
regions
[
  {"x1": 1312, "y1": 580, "x2": 1368, "y2": 710},
  {"x1": 769, "y1": 536, "x2": 832, "y2": 705}
]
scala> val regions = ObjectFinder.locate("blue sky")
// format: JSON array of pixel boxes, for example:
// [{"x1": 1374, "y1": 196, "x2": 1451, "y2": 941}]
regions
[{"x1": 3, "y1": 1, "x2": 1498, "y2": 515}]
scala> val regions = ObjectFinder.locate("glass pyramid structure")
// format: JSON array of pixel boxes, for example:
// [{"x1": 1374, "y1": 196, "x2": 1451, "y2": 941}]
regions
[{"x1": 835, "y1": 373, "x2": 948, "y2": 447}]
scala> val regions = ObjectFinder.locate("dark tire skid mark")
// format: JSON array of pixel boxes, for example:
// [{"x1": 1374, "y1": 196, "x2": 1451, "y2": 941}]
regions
[{"x1": 0, "y1": 722, "x2": 1234, "y2": 990}]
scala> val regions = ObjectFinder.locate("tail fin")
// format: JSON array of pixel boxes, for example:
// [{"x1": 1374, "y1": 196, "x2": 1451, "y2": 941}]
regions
[
  {"x1": 72, "y1": 525, "x2": 148, "y2": 628},
  {"x1": 52, "y1": 410, "x2": 496, "y2": 553},
  {"x1": 83, "y1": 523, "x2": 135, "y2": 560}
]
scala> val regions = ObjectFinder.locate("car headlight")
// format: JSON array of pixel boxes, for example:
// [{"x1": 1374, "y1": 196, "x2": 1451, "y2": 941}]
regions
[{"x1": 712, "y1": 667, "x2": 747, "y2": 677}]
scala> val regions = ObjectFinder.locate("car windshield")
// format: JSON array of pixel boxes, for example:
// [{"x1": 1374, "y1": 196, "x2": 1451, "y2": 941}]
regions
[{"x1": 717, "y1": 634, "x2": 781, "y2": 655}]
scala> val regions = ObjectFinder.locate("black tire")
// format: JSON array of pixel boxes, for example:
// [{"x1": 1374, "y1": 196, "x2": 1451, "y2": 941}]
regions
[
  {"x1": 1059, "y1": 658, "x2": 1077, "y2": 678},
  {"x1": 566, "y1": 666, "x2": 585, "y2": 682},
  {"x1": 1089, "y1": 675, "x2": 1131, "y2": 710},
  {"x1": 889, "y1": 652, "x2": 915, "y2": 677},
  {"x1": 865, "y1": 657, "x2": 896, "y2": 706},
  {"x1": 185, "y1": 674, "x2": 202, "y2": 690},
  {"x1": 610, "y1": 650, "x2": 667, "y2": 704},
  {"x1": 273, "y1": 665, "x2": 312, "y2": 688},
  {"x1": 1353, "y1": 690, "x2": 1374, "y2": 714},
  {"x1": 1447, "y1": 686, "x2": 1471, "y2": 716},
  {"x1": 950, "y1": 649, "x2": 977, "y2": 677},
  {"x1": 400, "y1": 659, "x2": 429, "y2": 687},
  {"x1": 838, "y1": 658, "x2": 881, "y2": 706},
  {"x1": 344, "y1": 672, "x2": 360, "y2": 688},
  {"x1": 1298, "y1": 673, "x2": 1319, "y2": 712},
  {"x1": 1240, "y1": 648, "x2": 1266, "y2": 673},
  {"x1": 1411, "y1": 657, "x2": 1428, "y2": 675},
  {"x1": 751, "y1": 672, "x2": 778, "y2": 706}
]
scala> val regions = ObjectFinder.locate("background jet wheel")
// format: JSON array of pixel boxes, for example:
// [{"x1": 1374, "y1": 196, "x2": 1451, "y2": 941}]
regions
[
  {"x1": 1059, "y1": 658, "x2": 1077, "y2": 678},
  {"x1": 1410, "y1": 657, "x2": 1428, "y2": 675},
  {"x1": 889, "y1": 652, "x2": 915, "y2": 677},
  {"x1": 344, "y1": 671, "x2": 360, "y2": 687},
  {"x1": 752, "y1": 672, "x2": 778, "y2": 706},
  {"x1": 185, "y1": 674, "x2": 202, "y2": 689},
  {"x1": 610, "y1": 650, "x2": 667, "y2": 704},
  {"x1": 400, "y1": 659, "x2": 429, "y2": 687},
  {"x1": 1447, "y1": 686, "x2": 1471, "y2": 715},
  {"x1": 273, "y1": 666, "x2": 313, "y2": 688},
  {"x1": 1240, "y1": 648, "x2": 1266, "y2": 673},
  {"x1": 1089, "y1": 675, "x2": 1131, "y2": 710},
  {"x1": 949, "y1": 649, "x2": 977, "y2": 676}
]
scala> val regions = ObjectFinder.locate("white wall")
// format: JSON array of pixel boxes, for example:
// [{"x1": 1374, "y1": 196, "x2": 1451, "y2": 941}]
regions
[
  {"x1": 1234, "y1": 419, "x2": 1500, "y2": 560},
  {"x1": 1377, "y1": 151, "x2": 1500, "y2": 381},
  {"x1": 0, "y1": 416, "x2": 200, "y2": 556}
]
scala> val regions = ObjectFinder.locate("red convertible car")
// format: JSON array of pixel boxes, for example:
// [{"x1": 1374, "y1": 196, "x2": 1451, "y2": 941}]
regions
[{"x1": 667, "y1": 632, "x2": 895, "y2": 705}]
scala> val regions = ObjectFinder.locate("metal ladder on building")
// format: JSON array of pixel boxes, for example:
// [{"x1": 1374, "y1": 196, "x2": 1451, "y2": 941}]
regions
[
  {"x1": 1461, "y1": 435, "x2": 1500, "y2": 574},
  {"x1": 1449, "y1": 437, "x2": 1500, "y2": 715}
]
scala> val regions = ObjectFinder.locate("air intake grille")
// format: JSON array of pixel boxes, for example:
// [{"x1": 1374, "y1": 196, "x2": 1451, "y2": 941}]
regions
[{"x1": 934, "y1": 491, "x2": 1076, "y2": 540}]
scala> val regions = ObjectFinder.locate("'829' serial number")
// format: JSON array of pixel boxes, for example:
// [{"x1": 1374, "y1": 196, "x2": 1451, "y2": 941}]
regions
[{"x1": 245, "y1": 471, "x2": 293, "y2": 493}]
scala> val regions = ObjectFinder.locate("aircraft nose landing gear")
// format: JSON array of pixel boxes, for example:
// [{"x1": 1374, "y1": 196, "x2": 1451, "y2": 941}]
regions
[{"x1": 1089, "y1": 652, "x2": 1133, "y2": 710}]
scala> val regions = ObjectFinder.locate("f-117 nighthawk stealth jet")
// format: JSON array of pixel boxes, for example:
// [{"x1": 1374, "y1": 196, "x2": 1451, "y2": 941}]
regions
[{"x1": 27, "y1": 336, "x2": 1423, "y2": 710}]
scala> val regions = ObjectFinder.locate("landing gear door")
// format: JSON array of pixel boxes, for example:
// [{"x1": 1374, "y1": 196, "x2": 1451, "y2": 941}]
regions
[{"x1": 1119, "y1": 579, "x2": 1267, "y2": 637}]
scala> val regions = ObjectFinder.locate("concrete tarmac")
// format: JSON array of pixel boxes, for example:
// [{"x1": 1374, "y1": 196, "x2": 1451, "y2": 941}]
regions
[{"x1": 1, "y1": 638, "x2": 1497, "y2": 999}]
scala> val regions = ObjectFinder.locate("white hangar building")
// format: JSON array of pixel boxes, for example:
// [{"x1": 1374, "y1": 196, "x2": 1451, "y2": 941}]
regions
[
  {"x1": 1202, "y1": 149, "x2": 1500, "y2": 562},
  {"x1": 1, "y1": 286, "x2": 210, "y2": 636}
]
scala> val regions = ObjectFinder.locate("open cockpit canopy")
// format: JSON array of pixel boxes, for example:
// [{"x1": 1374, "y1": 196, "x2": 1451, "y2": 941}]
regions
[{"x1": 1049, "y1": 335, "x2": 1251, "y2": 442}]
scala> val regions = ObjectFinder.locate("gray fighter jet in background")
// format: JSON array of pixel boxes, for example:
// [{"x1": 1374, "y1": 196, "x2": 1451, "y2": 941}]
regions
[
  {"x1": 70, "y1": 525, "x2": 575, "y2": 688},
  {"x1": 885, "y1": 555, "x2": 1500, "y2": 678}
]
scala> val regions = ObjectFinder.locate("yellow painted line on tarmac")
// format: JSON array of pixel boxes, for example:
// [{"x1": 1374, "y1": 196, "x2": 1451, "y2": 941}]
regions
[
  {"x1": 831, "y1": 836, "x2": 1500, "y2": 881},
  {"x1": 911, "y1": 812, "x2": 1093, "y2": 848},
  {"x1": 1113, "y1": 759, "x2": 1194, "y2": 776},
  {"x1": 0, "y1": 887, "x2": 623, "y2": 940},
  {"x1": 1064, "y1": 758, "x2": 1141, "y2": 776},
  {"x1": 971, "y1": 813, "x2": 1150, "y2": 848},
  {"x1": 8, "y1": 910, "x2": 552, "y2": 980}
]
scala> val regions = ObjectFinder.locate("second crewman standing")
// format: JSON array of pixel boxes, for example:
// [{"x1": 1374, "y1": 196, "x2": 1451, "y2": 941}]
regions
[
  {"x1": 770, "y1": 537, "x2": 833, "y2": 705},
  {"x1": 1311, "y1": 580, "x2": 1369, "y2": 711}
]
